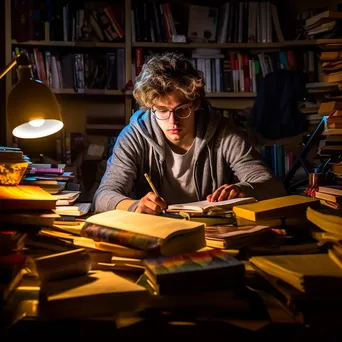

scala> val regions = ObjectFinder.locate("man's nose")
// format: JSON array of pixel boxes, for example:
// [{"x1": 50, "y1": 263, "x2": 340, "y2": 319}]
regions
[{"x1": 168, "y1": 111, "x2": 178, "y2": 124}]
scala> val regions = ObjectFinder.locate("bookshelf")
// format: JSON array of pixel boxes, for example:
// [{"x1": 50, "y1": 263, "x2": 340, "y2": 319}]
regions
[{"x1": 1, "y1": 0, "x2": 337, "y2": 160}]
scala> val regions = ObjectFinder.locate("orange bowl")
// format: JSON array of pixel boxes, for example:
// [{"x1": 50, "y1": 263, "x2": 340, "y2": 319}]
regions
[{"x1": 0, "y1": 161, "x2": 29, "y2": 185}]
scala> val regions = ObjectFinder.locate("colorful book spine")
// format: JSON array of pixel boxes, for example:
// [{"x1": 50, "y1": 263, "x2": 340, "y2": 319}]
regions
[{"x1": 80, "y1": 223, "x2": 162, "y2": 251}]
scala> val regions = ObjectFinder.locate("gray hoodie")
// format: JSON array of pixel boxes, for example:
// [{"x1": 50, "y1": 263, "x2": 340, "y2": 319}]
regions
[{"x1": 93, "y1": 105, "x2": 287, "y2": 212}]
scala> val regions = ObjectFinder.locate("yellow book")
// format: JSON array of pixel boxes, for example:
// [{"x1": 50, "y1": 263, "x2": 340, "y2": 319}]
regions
[
  {"x1": 82, "y1": 209, "x2": 206, "y2": 257},
  {"x1": 250, "y1": 254, "x2": 342, "y2": 293},
  {"x1": 306, "y1": 206, "x2": 342, "y2": 237},
  {"x1": 0, "y1": 185, "x2": 57, "y2": 211},
  {"x1": 328, "y1": 246, "x2": 342, "y2": 270},
  {"x1": 232, "y1": 195, "x2": 320, "y2": 222}
]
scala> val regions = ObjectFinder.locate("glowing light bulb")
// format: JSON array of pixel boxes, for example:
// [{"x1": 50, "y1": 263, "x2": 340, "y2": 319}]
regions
[{"x1": 29, "y1": 119, "x2": 45, "y2": 127}]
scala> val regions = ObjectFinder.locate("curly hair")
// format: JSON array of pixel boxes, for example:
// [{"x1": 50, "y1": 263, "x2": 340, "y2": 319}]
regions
[{"x1": 133, "y1": 52, "x2": 205, "y2": 109}]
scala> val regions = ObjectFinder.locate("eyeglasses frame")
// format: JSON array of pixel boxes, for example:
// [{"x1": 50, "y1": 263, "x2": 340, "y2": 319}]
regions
[{"x1": 151, "y1": 105, "x2": 193, "y2": 120}]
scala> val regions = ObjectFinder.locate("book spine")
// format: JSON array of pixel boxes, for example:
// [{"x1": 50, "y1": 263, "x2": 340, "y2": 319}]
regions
[{"x1": 81, "y1": 222, "x2": 162, "y2": 251}]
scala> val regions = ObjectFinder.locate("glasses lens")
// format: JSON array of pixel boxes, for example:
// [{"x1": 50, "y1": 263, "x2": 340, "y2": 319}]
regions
[
  {"x1": 152, "y1": 106, "x2": 191, "y2": 120},
  {"x1": 152, "y1": 107, "x2": 168, "y2": 120},
  {"x1": 175, "y1": 107, "x2": 191, "y2": 118}
]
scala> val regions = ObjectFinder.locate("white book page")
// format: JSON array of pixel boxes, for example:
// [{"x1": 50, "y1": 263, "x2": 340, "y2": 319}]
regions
[{"x1": 168, "y1": 197, "x2": 256, "y2": 212}]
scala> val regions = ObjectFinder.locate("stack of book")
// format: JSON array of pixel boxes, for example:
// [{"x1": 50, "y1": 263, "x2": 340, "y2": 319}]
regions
[
  {"x1": 303, "y1": 10, "x2": 342, "y2": 39},
  {"x1": 20, "y1": 162, "x2": 71, "y2": 194},
  {"x1": 306, "y1": 206, "x2": 342, "y2": 270},
  {"x1": 317, "y1": 100, "x2": 342, "y2": 159},
  {"x1": 0, "y1": 184, "x2": 59, "y2": 305},
  {"x1": 313, "y1": 184, "x2": 342, "y2": 209},
  {"x1": 19, "y1": 161, "x2": 91, "y2": 218}
]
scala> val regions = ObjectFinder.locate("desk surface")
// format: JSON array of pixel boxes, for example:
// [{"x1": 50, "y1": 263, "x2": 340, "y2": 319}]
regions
[{"x1": 1, "y1": 264, "x2": 342, "y2": 342}]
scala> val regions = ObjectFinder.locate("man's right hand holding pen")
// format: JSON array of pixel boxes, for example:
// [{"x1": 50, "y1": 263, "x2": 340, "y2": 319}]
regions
[{"x1": 136, "y1": 192, "x2": 167, "y2": 215}]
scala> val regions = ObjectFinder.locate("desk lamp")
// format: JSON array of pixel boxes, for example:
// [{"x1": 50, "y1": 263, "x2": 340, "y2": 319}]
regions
[{"x1": 0, "y1": 52, "x2": 63, "y2": 139}]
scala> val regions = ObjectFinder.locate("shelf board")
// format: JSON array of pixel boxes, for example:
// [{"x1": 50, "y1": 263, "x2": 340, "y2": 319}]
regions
[
  {"x1": 316, "y1": 39, "x2": 342, "y2": 45},
  {"x1": 132, "y1": 40, "x2": 318, "y2": 49},
  {"x1": 11, "y1": 40, "x2": 125, "y2": 48},
  {"x1": 53, "y1": 89, "x2": 124, "y2": 95},
  {"x1": 10, "y1": 39, "x2": 327, "y2": 49},
  {"x1": 206, "y1": 92, "x2": 256, "y2": 98}
]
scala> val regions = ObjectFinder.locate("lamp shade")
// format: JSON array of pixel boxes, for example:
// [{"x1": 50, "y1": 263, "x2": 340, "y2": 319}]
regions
[{"x1": 7, "y1": 66, "x2": 64, "y2": 139}]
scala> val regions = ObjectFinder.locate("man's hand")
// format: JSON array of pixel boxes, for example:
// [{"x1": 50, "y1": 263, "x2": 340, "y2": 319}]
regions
[
  {"x1": 207, "y1": 184, "x2": 245, "y2": 202},
  {"x1": 136, "y1": 192, "x2": 167, "y2": 214}
]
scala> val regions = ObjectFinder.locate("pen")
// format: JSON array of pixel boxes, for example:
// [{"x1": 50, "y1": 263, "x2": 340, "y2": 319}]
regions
[{"x1": 144, "y1": 173, "x2": 166, "y2": 213}]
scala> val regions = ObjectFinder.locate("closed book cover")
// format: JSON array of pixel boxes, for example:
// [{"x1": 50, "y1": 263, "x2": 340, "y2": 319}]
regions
[
  {"x1": 232, "y1": 195, "x2": 320, "y2": 221},
  {"x1": 0, "y1": 185, "x2": 57, "y2": 211},
  {"x1": 142, "y1": 249, "x2": 244, "y2": 295},
  {"x1": 82, "y1": 209, "x2": 205, "y2": 256}
]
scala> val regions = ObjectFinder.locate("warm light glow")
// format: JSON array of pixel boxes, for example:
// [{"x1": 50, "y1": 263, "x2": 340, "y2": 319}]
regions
[
  {"x1": 12, "y1": 119, "x2": 64, "y2": 139},
  {"x1": 29, "y1": 119, "x2": 45, "y2": 127}
]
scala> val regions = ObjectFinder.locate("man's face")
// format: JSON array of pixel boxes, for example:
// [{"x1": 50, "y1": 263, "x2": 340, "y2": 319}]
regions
[{"x1": 152, "y1": 91, "x2": 198, "y2": 151}]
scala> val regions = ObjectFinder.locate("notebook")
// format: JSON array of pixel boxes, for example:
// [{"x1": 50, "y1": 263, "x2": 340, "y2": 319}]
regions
[
  {"x1": 166, "y1": 197, "x2": 257, "y2": 214},
  {"x1": 232, "y1": 195, "x2": 320, "y2": 221},
  {"x1": 82, "y1": 209, "x2": 206, "y2": 256}
]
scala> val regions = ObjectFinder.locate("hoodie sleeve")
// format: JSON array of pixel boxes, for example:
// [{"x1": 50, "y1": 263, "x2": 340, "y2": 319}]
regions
[
  {"x1": 92, "y1": 126, "x2": 142, "y2": 212},
  {"x1": 223, "y1": 128, "x2": 287, "y2": 201}
]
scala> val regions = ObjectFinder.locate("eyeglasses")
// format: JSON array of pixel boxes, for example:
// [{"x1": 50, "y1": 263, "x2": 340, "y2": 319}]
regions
[{"x1": 151, "y1": 106, "x2": 192, "y2": 120}]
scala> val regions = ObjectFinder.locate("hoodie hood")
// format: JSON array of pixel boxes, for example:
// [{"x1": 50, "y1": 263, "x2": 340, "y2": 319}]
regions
[{"x1": 128, "y1": 102, "x2": 223, "y2": 162}]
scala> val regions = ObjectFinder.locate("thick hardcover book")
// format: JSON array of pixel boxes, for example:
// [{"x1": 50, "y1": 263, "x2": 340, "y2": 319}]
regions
[
  {"x1": 0, "y1": 185, "x2": 57, "y2": 211},
  {"x1": 232, "y1": 195, "x2": 320, "y2": 221},
  {"x1": 142, "y1": 249, "x2": 245, "y2": 295},
  {"x1": 81, "y1": 209, "x2": 205, "y2": 257}
]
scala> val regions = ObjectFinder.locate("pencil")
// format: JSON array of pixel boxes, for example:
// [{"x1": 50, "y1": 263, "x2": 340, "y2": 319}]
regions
[
  {"x1": 144, "y1": 173, "x2": 161, "y2": 198},
  {"x1": 144, "y1": 173, "x2": 165, "y2": 213}
]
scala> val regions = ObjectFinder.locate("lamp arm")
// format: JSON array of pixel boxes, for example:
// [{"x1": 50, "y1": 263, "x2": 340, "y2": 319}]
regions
[{"x1": 0, "y1": 51, "x2": 31, "y2": 80}]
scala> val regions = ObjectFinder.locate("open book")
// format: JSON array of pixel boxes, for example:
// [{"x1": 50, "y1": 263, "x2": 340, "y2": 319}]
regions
[
  {"x1": 81, "y1": 209, "x2": 206, "y2": 256},
  {"x1": 166, "y1": 197, "x2": 257, "y2": 214}
]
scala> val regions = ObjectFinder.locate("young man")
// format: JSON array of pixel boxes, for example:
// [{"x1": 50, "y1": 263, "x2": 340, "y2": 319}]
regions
[{"x1": 93, "y1": 52, "x2": 287, "y2": 215}]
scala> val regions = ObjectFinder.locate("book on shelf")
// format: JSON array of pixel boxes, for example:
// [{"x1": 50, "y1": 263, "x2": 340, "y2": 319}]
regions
[
  {"x1": 305, "y1": 10, "x2": 342, "y2": 29},
  {"x1": 250, "y1": 253, "x2": 342, "y2": 294},
  {"x1": 81, "y1": 209, "x2": 206, "y2": 257},
  {"x1": 232, "y1": 195, "x2": 320, "y2": 221},
  {"x1": 142, "y1": 249, "x2": 245, "y2": 295},
  {"x1": 166, "y1": 197, "x2": 257, "y2": 214}
]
